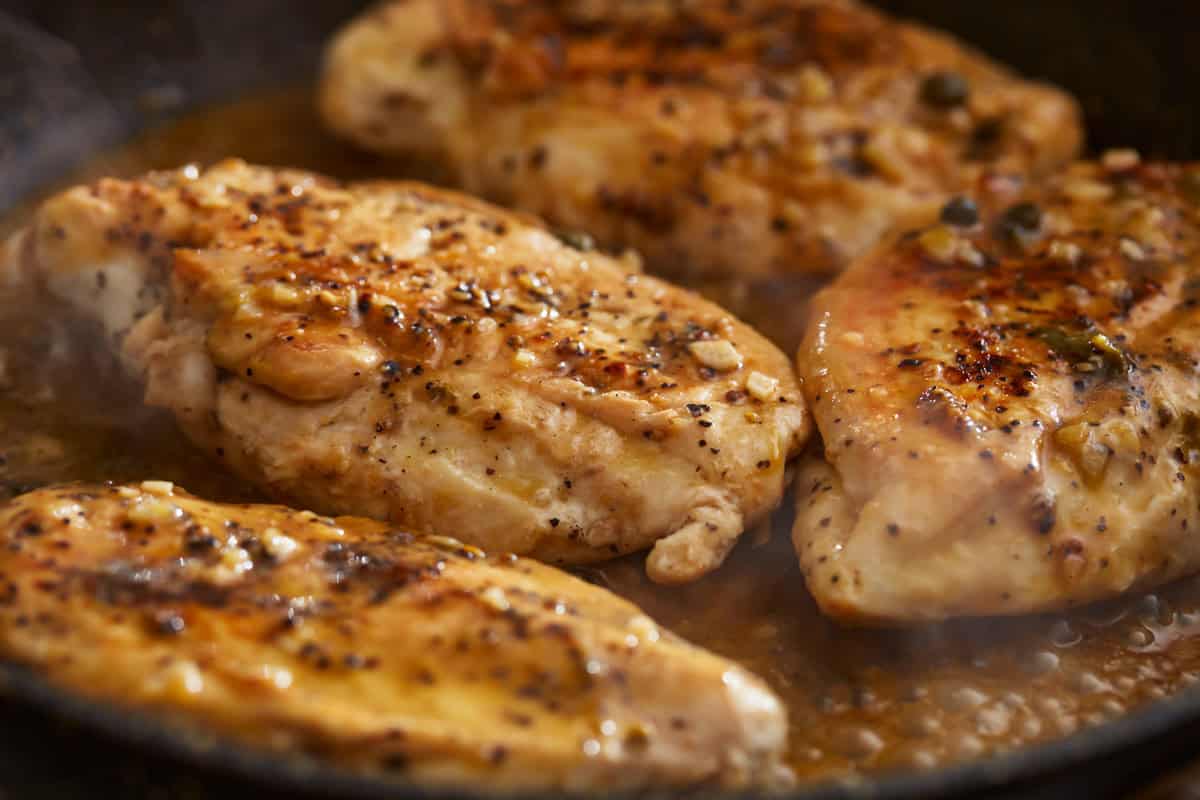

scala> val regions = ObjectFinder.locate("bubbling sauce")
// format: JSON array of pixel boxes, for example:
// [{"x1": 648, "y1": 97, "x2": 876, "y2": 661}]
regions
[{"x1": 3, "y1": 87, "x2": 1200, "y2": 785}]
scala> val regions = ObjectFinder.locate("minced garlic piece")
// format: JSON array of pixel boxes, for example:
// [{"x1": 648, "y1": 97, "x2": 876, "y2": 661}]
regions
[
  {"x1": 861, "y1": 128, "x2": 907, "y2": 182},
  {"x1": 918, "y1": 225, "x2": 963, "y2": 263},
  {"x1": 746, "y1": 371, "x2": 779, "y2": 401},
  {"x1": 517, "y1": 271, "x2": 544, "y2": 291},
  {"x1": 49, "y1": 501, "x2": 84, "y2": 528},
  {"x1": 1062, "y1": 179, "x2": 1114, "y2": 202},
  {"x1": 268, "y1": 283, "x2": 303, "y2": 307},
  {"x1": 140, "y1": 480, "x2": 175, "y2": 497},
  {"x1": 222, "y1": 545, "x2": 252, "y2": 572},
  {"x1": 918, "y1": 224, "x2": 984, "y2": 266},
  {"x1": 1119, "y1": 237, "x2": 1146, "y2": 261},
  {"x1": 1047, "y1": 240, "x2": 1082, "y2": 266},
  {"x1": 689, "y1": 339, "x2": 742, "y2": 371},
  {"x1": 898, "y1": 127, "x2": 931, "y2": 157},
  {"x1": 127, "y1": 497, "x2": 181, "y2": 524},
  {"x1": 797, "y1": 65, "x2": 834, "y2": 103},
  {"x1": 512, "y1": 349, "x2": 537, "y2": 369},
  {"x1": 1102, "y1": 148, "x2": 1141, "y2": 172},
  {"x1": 1127, "y1": 206, "x2": 1171, "y2": 251},
  {"x1": 480, "y1": 585, "x2": 511, "y2": 612},
  {"x1": 261, "y1": 527, "x2": 299, "y2": 561},
  {"x1": 187, "y1": 541, "x2": 254, "y2": 585},
  {"x1": 1054, "y1": 422, "x2": 1112, "y2": 484},
  {"x1": 193, "y1": 183, "x2": 230, "y2": 209}
]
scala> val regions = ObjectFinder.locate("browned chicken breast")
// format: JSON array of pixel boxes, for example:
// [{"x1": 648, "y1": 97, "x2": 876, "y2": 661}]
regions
[
  {"x1": 319, "y1": 0, "x2": 1081, "y2": 290},
  {"x1": 0, "y1": 482, "x2": 790, "y2": 790},
  {"x1": 3, "y1": 160, "x2": 807, "y2": 584},
  {"x1": 795, "y1": 155, "x2": 1200, "y2": 623}
]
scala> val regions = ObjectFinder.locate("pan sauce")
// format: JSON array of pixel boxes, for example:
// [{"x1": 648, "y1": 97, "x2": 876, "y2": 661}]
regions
[{"x1": 4, "y1": 87, "x2": 1200, "y2": 785}]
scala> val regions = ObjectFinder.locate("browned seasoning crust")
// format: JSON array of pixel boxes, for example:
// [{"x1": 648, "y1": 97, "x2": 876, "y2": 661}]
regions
[
  {"x1": 0, "y1": 482, "x2": 791, "y2": 789},
  {"x1": 795, "y1": 156, "x2": 1200, "y2": 623},
  {"x1": 3, "y1": 160, "x2": 807, "y2": 583},
  {"x1": 319, "y1": 0, "x2": 1081, "y2": 288}
]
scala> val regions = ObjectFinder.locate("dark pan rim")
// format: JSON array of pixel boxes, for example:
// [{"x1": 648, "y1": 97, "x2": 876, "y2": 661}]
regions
[
  {"x1": 1, "y1": 17, "x2": 1198, "y2": 797},
  {"x1": 2, "y1": 655, "x2": 1199, "y2": 800}
]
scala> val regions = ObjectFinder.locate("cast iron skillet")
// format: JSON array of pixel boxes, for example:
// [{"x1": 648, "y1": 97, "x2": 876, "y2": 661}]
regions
[{"x1": 1, "y1": 1, "x2": 1199, "y2": 797}]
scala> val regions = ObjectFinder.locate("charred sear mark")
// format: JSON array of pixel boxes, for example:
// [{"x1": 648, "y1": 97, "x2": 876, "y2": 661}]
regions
[
  {"x1": 322, "y1": 541, "x2": 444, "y2": 601},
  {"x1": 943, "y1": 325, "x2": 1038, "y2": 397},
  {"x1": 442, "y1": 0, "x2": 910, "y2": 114},
  {"x1": 87, "y1": 563, "x2": 232, "y2": 608}
]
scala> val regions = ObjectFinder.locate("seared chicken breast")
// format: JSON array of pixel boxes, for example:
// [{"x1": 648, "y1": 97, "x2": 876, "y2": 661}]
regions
[
  {"x1": 795, "y1": 156, "x2": 1200, "y2": 623},
  {"x1": 0, "y1": 482, "x2": 790, "y2": 790},
  {"x1": 319, "y1": 0, "x2": 1081, "y2": 291},
  {"x1": 3, "y1": 160, "x2": 807, "y2": 583}
]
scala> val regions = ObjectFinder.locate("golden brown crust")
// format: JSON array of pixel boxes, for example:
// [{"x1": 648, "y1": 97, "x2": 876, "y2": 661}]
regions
[
  {"x1": 794, "y1": 157, "x2": 1200, "y2": 622},
  {"x1": 319, "y1": 0, "x2": 1082, "y2": 288},
  {"x1": 18, "y1": 161, "x2": 808, "y2": 583},
  {"x1": 0, "y1": 482, "x2": 790, "y2": 789}
]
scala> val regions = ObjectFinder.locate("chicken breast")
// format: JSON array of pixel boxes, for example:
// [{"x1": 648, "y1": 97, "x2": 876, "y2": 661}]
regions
[
  {"x1": 795, "y1": 156, "x2": 1200, "y2": 623},
  {"x1": 3, "y1": 160, "x2": 806, "y2": 584},
  {"x1": 319, "y1": 0, "x2": 1081, "y2": 291},
  {"x1": 0, "y1": 482, "x2": 790, "y2": 790}
]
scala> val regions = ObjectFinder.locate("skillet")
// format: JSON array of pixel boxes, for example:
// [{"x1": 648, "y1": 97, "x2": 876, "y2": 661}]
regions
[{"x1": 1, "y1": 1, "x2": 1200, "y2": 797}]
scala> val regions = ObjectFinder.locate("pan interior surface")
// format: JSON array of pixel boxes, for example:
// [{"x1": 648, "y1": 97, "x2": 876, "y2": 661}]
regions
[{"x1": 2, "y1": 2, "x2": 1200, "y2": 799}]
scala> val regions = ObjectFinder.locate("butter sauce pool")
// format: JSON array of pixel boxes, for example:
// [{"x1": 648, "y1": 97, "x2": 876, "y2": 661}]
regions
[{"x1": 2, "y1": 86, "x2": 1200, "y2": 785}]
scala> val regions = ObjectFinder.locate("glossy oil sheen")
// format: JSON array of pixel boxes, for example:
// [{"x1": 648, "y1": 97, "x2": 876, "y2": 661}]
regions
[{"x1": 4, "y1": 87, "x2": 1200, "y2": 785}]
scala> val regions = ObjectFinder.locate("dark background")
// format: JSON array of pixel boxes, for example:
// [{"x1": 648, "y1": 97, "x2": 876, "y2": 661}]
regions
[
  {"x1": 1, "y1": 1, "x2": 1199, "y2": 210},
  {"x1": 0, "y1": 2, "x2": 1199, "y2": 799}
]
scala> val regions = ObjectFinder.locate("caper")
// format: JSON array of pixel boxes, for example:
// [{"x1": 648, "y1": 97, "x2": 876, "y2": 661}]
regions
[
  {"x1": 920, "y1": 71, "x2": 970, "y2": 108},
  {"x1": 998, "y1": 202, "x2": 1043, "y2": 239},
  {"x1": 939, "y1": 196, "x2": 980, "y2": 227}
]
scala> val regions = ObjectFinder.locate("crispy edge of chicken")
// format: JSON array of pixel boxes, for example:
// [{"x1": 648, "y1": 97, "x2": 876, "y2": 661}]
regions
[
  {"x1": 793, "y1": 160, "x2": 1200, "y2": 623},
  {"x1": 0, "y1": 482, "x2": 791, "y2": 790},
  {"x1": 1, "y1": 160, "x2": 808, "y2": 584},
  {"x1": 318, "y1": 0, "x2": 1082, "y2": 287}
]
